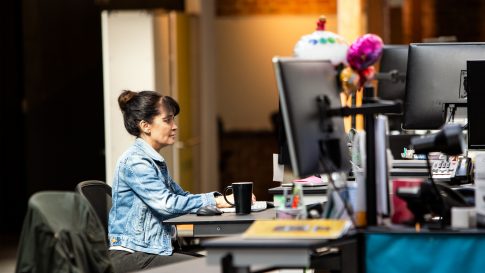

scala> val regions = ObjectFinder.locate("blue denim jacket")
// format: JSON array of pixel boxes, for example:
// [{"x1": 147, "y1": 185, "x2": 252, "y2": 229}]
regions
[{"x1": 108, "y1": 138, "x2": 217, "y2": 255}]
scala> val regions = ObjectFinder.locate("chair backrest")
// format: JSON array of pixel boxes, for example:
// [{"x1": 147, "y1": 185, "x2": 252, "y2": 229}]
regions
[
  {"x1": 16, "y1": 191, "x2": 113, "y2": 273},
  {"x1": 75, "y1": 180, "x2": 112, "y2": 239}
]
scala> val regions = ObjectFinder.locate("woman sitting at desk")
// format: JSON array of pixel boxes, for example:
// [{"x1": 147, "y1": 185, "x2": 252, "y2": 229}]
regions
[{"x1": 108, "y1": 90, "x2": 241, "y2": 272}]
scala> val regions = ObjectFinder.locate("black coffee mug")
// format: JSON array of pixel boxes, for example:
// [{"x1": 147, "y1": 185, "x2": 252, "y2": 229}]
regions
[{"x1": 223, "y1": 182, "x2": 253, "y2": 215}]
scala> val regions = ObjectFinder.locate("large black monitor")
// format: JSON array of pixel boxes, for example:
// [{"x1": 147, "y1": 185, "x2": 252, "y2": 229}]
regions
[
  {"x1": 377, "y1": 45, "x2": 408, "y2": 101},
  {"x1": 376, "y1": 45, "x2": 408, "y2": 131},
  {"x1": 467, "y1": 60, "x2": 485, "y2": 149},
  {"x1": 403, "y1": 42, "x2": 485, "y2": 130},
  {"x1": 272, "y1": 57, "x2": 351, "y2": 178}
]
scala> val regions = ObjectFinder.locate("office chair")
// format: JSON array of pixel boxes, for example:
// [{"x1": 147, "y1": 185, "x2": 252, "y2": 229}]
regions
[
  {"x1": 15, "y1": 191, "x2": 113, "y2": 273},
  {"x1": 75, "y1": 180, "x2": 203, "y2": 257},
  {"x1": 75, "y1": 180, "x2": 112, "y2": 241}
]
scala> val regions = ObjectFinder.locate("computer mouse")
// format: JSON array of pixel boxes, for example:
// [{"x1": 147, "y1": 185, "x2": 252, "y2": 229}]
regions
[{"x1": 196, "y1": 205, "x2": 223, "y2": 216}]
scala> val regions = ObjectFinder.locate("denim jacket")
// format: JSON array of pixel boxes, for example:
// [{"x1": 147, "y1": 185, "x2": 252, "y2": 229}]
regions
[{"x1": 108, "y1": 138, "x2": 217, "y2": 255}]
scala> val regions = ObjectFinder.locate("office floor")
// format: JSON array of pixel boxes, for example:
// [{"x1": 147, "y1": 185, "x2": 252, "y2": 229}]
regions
[
  {"x1": 0, "y1": 237, "x2": 314, "y2": 273},
  {"x1": 0, "y1": 233, "x2": 18, "y2": 273},
  {"x1": 1, "y1": 244, "x2": 311, "y2": 273}
]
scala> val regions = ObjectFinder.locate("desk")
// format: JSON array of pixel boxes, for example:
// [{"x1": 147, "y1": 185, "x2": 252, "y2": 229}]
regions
[
  {"x1": 138, "y1": 258, "x2": 218, "y2": 273},
  {"x1": 165, "y1": 209, "x2": 275, "y2": 237},
  {"x1": 203, "y1": 232, "x2": 360, "y2": 273},
  {"x1": 203, "y1": 226, "x2": 485, "y2": 273},
  {"x1": 389, "y1": 168, "x2": 429, "y2": 177},
  {"x1": 269, "y1": 169, "x2": 430, "y2": 207},
  {"x1": 269, "y1": 186, "x2": 327, "y2": 206}
]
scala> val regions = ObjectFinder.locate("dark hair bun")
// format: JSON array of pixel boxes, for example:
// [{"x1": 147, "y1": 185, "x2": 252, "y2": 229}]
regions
[{"x1": 118, "y1": 90, "x2": 136, "y2": 112}]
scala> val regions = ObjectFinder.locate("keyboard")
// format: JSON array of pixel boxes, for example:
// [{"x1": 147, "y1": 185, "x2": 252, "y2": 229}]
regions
[{"x1": 219, "y1": 201, "x2": 268, "y2": 213}]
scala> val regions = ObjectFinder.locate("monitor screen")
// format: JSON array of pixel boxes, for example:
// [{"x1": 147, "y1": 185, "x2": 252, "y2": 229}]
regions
[
  {"x1": 376, "y1": 45, "x2": 408, "y2": 130},
  {"x1": 272, "y1": 57, "x2": 351, "y2": 178},
  {"x1": 403, "y1": 42, "x2": 485, "y2": 130}
]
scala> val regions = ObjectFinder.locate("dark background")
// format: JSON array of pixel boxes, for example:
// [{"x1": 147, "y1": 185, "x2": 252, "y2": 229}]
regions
[
  {"x1": 0, "y1": 0, "x2": 187, "y2": 239},
  {"x1": 0, "y1": 0, "x2": 106, "y2": 235}
]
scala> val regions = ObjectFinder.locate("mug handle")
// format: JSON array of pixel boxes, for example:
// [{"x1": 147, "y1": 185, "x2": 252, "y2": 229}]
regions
[{"x1": 223, "y1": 186, "x2": 235, "y2": 206}]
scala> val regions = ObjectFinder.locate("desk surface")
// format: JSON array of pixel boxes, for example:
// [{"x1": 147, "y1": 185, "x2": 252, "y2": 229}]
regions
[
  {"x1": 166, "y1": 208, "x2": 275, "y2": 237},
  {"x1": 137, "y1": 258, "x2": 217, "y2": 273},
  {"x1": 166, "y1": 208, "x2": 275, "y2": 225},
  {"x1": 390, "y1": 168, "x2": 429, "y2": 177},
  {"x1": 268, "y1": 168, "x2": 429, "y2": 196},
  {"x1": 268, "y1": 185, "x2": 327, "y2": 195}
]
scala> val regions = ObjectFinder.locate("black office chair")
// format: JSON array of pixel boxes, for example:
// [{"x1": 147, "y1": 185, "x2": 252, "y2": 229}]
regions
[
  {"x1": 75, "y1": 180, "x2": 203, "y2": 257},
  {"x1": 16, "y1": 191, "x2": 113, "y2": 273},
  {"x1": 75, "y1": 180, "x2": 112, "y2": 241}
]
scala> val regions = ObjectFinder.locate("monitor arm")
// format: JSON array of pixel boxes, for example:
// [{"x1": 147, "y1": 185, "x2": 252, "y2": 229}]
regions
[
  {"x1": 317, "y1": 93, "x2": 402, "y2": 226},
  {"x1": 375, "y1": 70, "x2": 406, "y2": 83},
  {"x1": 443, "y1": 102, "x2": 467, "y2": 124}
]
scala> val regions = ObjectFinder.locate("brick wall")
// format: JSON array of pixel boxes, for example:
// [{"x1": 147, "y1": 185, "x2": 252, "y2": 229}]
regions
[{"x1": 216, "y1": 0, "x2": 336, "y2": 16}]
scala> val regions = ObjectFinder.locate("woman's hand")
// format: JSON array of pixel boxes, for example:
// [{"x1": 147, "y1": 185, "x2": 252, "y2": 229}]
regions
[
  {"x1": 251, "y1": 194, "x2": 257, "y2": 204},
  {"x1": 215, "y1": 195, "x2": 234, "y2": 208}
]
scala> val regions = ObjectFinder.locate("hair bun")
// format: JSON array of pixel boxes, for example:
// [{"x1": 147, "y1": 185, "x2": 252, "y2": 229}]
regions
[{"x1": 118, "y1": 90, "x2": 136, "y2": 111}]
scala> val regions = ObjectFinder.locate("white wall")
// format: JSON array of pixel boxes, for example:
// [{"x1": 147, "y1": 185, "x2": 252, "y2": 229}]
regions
[
  {"x1": 102, "y1": 10, "x2": 156, "y2": 185},
  {"x1": 102, "y1": 7, "x2": 219, "y2": 191},
  {"x1": 192, "y1": 0, "x2": 220, "y2": 192},
  {"x1": 215, "y1": 15, "x2": 338, "y2": 131}
]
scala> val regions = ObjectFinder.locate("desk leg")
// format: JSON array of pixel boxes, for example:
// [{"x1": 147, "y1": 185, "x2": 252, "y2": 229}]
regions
[
  {"x1": 311, "y1": 238, "x2": 360, "y2": 273},
  {"x1": 338, "y1": 240, "x2": 359, "y2": 273},
  {"x1": 222, "y1": 253, "x2": 250, "y2": 273}
]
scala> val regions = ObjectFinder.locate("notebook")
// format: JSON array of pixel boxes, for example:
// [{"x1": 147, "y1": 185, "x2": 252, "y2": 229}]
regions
[{"x1": 220, "y1": 201, "x2": 268, "y2": 213}]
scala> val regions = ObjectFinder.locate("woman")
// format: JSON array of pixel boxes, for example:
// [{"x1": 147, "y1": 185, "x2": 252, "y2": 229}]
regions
[{"x1": 108, "y1": 90, "x2": 236, "y2": 272}]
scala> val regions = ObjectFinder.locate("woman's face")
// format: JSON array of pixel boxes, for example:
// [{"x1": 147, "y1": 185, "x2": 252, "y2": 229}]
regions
[{"x1": 141, "y1": 105, "x2": 177, "y2": 150}]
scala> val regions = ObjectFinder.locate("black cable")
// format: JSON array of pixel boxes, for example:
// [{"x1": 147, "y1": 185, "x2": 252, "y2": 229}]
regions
[
  {"x1": 318, "y1": 141, "x2": 357, "y2": 227},
  {"x1": 327, "y1": 175, "x2": 357, "y2": 228},
  {"x1": 425, "y1": 153, "x2": 446, "y2": 229},
  {"x1": 447, "y1": 105, "x2": 457, "y2": 123}
]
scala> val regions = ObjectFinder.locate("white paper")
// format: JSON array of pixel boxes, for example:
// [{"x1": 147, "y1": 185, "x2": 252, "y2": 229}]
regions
[
  {"x1": 375, "y1": 115, "x2": 390, "y2": 216},
  {"x1": 273, "y1": 153, "x2": 285, "y2": 182},
  {"x1": 352, "y1": 132, "x2": 366, "y2": 212}
]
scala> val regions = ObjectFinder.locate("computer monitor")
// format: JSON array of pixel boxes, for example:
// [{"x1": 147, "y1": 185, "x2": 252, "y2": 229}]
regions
[
  {"x1": 402, "y1": 42, "x2": 485, "y2": 130},
  {"x1": 272, "y1": 57, "x2": 351, "y2": 178},
  {"x1": 376, "y1": 45, "x2": 408, "y2": 131},
  {"x1": 273, "y1": 107, "x2": 291, "y2": 166},
  {"x1": 467, "y1": 60, "x2": 485, "y2": 149}
]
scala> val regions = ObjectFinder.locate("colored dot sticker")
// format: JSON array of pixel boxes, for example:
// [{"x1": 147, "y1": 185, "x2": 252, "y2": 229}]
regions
[
  {"x1": 328, "y1": 37, "x2": 336, "y2": 44},
  {"x1": 319, "y1": 38, "x2": 327, "y2": 44},
  {"x1": 309, "y1": 39, "x2": 318, "y2": 45}
]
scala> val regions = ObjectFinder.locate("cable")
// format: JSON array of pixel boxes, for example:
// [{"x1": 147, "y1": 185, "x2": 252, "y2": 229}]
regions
[
  {"x1": 318, "y1": 141, "x2": 357, "y2": 227},
  {"x1": 447, "y1": 105, "x2": 456, "y2": 123},
  {"x1": 327, "y1": 175, "x2": 357, "y2": 228},
  {"x1": 425, "y1": 153, "x2": 446, "y2": 229}
]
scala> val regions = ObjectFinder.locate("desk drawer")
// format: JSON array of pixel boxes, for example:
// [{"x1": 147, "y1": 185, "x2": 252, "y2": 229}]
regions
[{"x1": 194, "y1": 223, "x2": 251, "y2": 237}]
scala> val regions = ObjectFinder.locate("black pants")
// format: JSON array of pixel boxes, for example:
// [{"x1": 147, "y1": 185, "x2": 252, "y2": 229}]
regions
[{"x1": 109, "y1": 250, "x2": 196, "y2": 273}]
